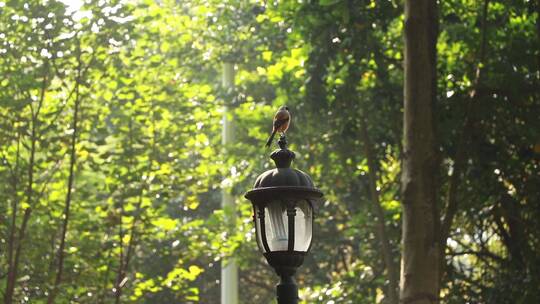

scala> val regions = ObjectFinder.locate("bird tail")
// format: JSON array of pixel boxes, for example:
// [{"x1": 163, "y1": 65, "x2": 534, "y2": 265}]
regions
[{"x1": 265, "y1": 130, "x2": 277, "y2": 147}]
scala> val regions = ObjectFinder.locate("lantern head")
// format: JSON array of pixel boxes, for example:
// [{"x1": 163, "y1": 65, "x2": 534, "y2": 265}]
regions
[{"x1": 245, "y1": 136, "x2": 323, "y2": 278}]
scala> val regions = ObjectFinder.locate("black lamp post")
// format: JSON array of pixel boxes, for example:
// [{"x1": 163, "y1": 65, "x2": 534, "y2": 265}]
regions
[{"x1": 245, "y1": 136, "x2": 323, "y2": 304}]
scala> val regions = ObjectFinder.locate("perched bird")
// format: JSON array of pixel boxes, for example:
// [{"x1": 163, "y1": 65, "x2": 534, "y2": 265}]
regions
[{"x1": 265, "y1": 106, "x2": 291, "y2": 147}]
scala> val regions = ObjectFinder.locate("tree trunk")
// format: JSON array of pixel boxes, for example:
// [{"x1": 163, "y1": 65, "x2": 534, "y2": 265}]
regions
[
  {"x1": 113, "y1": 98, "x2": 157, "y2": 303},
  {"x1": 4, "y1": 132, "x2": 21, "y2": 304},
  {"x1": 400, "y1": 1, "x2": 440, "y2": 304},
  {"x1": 359, "y1": 117, "x2": 399, "y2": 304},
  {"x1": 439, "y1": 0, "x2": 490, "y2": 286},
  {"x1": 47, "y1": 53, "x2": 82, "y2": 304},
  {"x1": 4, "y1": 64, "x2": 48, "y2": 304},
  {"x1": 113, "y1": 116, "x2": 133, "y2": 304}
]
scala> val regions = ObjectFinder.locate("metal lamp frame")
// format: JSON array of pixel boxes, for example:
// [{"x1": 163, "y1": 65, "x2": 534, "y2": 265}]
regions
[{"x1": 244, "y1": 135, "x2": 323, "y2": 304}]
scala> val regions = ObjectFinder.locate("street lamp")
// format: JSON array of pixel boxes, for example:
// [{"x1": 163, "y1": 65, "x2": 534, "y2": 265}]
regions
[{"x1": 245, "y1": 136, "x2": 323, "y2": 304}]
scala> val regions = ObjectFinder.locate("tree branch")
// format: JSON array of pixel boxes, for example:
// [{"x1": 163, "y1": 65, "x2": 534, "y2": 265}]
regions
[
  {"x1": 359, "y1": 115, "x2": 399, "y2": 304},
  {"x1": 4, "y1": 60, "x2": 49, "y2": 304},
  {"x1": 440, "y1": 0, "x2": 490, "y2": 263},
  {"x1": 47, "y1": 40, "x2": 83, "y2": 304}
]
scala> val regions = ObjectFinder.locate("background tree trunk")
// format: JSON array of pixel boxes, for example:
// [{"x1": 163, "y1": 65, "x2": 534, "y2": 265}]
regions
[
  {"x1": 4, "y1": 64, "x2": 48, "y2": 304},
  {"x1": 359, "y1": 117, "x2": 399, "y2": 304},
  {"x1": 400, "y1": 1, "x2": 440, "y2": 303},
  {"x1": 46, "y1": 51, "x2": 82, "y2": 304}
]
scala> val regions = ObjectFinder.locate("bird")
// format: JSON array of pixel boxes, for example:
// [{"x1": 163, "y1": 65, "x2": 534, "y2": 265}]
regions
[{"x1": 265, "y1": 106, "x2": 291, "y2": 147}]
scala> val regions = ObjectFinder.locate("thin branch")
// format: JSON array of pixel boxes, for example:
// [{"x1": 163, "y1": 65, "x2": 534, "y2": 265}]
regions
[
  {"x1": 359, "y1": 115, "x2": 399, "y2": 304},
  {"x1": 451, "y1": 237, "x2": 502, "y2": 268},
  {"x1": 47, "y1": 40, "x2": 83, "y2": 304},
  {"x1": 5, "y1": 129, "x2": 20, "y2": 304},
  {"x1": 41, "y1": 50, "x2": 97, "y2": 136},
  {"x1": 4, "y1": 60, "x2": 49, "y2": 304},
  {"x1": 47, "y1": 29, "x2": 82, "y2": 90},
  {"x1": 440, "y1": 0, "x2": 490, "y2": 252},
  {"x1": 1, "y1": 152, "x2": 13, "y2": 174},
  {"x1": 114, "y1": 98, "x2": 156, "y2": 303},
  {"x1": 36, "y1": 160, "x2": 63, "y2": 200},
  {"x1": 97, "y1": 241, "x2": 114, "y2": 304},
  {"x1": 447, "y1": 250, "x2": 503, "y2": 262},
  {"x1": 112, "y1": 116, "x2": 133, "y2": 304},
  {"x1": 33, "y1": 63, "x2": 50, "y2": 121},
  {"x1": 350, "y1": 22, "x2": 398, "y2": 300}
]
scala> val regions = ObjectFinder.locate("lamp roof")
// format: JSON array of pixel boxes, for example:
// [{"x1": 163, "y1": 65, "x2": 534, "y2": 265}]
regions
[{"x1": 245, "y1": 138, "x2": 323, "y2": 202}]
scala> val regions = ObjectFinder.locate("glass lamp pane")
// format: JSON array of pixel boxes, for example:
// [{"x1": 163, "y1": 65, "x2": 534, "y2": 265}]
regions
[
  {"x1": 264, "y1": 201, "x2": 289, "y2": 251},
  {"x1": 294, "y1": 200, "x2": 313, "y2": 252}
]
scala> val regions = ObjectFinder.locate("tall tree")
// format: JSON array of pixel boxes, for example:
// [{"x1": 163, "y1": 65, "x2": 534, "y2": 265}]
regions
[
  {"x1": 400, "y1": 1, "x2": 440, "y2": 303},
  {"x1": 47, "y1": 41, "x2": 83, "y2": 304}
]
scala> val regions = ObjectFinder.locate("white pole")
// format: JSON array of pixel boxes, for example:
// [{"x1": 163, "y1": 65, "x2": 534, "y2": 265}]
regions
[{"x1": 221, "y1": 61, "x2": 238, "y2": 304}]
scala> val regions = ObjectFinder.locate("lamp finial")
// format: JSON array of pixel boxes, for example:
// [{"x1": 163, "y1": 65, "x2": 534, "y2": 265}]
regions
[{"x1": 271, "y1": 135, "x2": 295, "y2": 168}]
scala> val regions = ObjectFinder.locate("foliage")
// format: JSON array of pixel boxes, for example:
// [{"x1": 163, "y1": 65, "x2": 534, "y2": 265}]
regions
[{"x1": 1, "y1": 0, "x2": 539, "y2": 303}]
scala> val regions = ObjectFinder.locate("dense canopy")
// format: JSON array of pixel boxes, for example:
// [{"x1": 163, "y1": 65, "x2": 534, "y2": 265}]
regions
[{"x1": 1, "y1": 0, "x2": 539, "y2": 303}]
